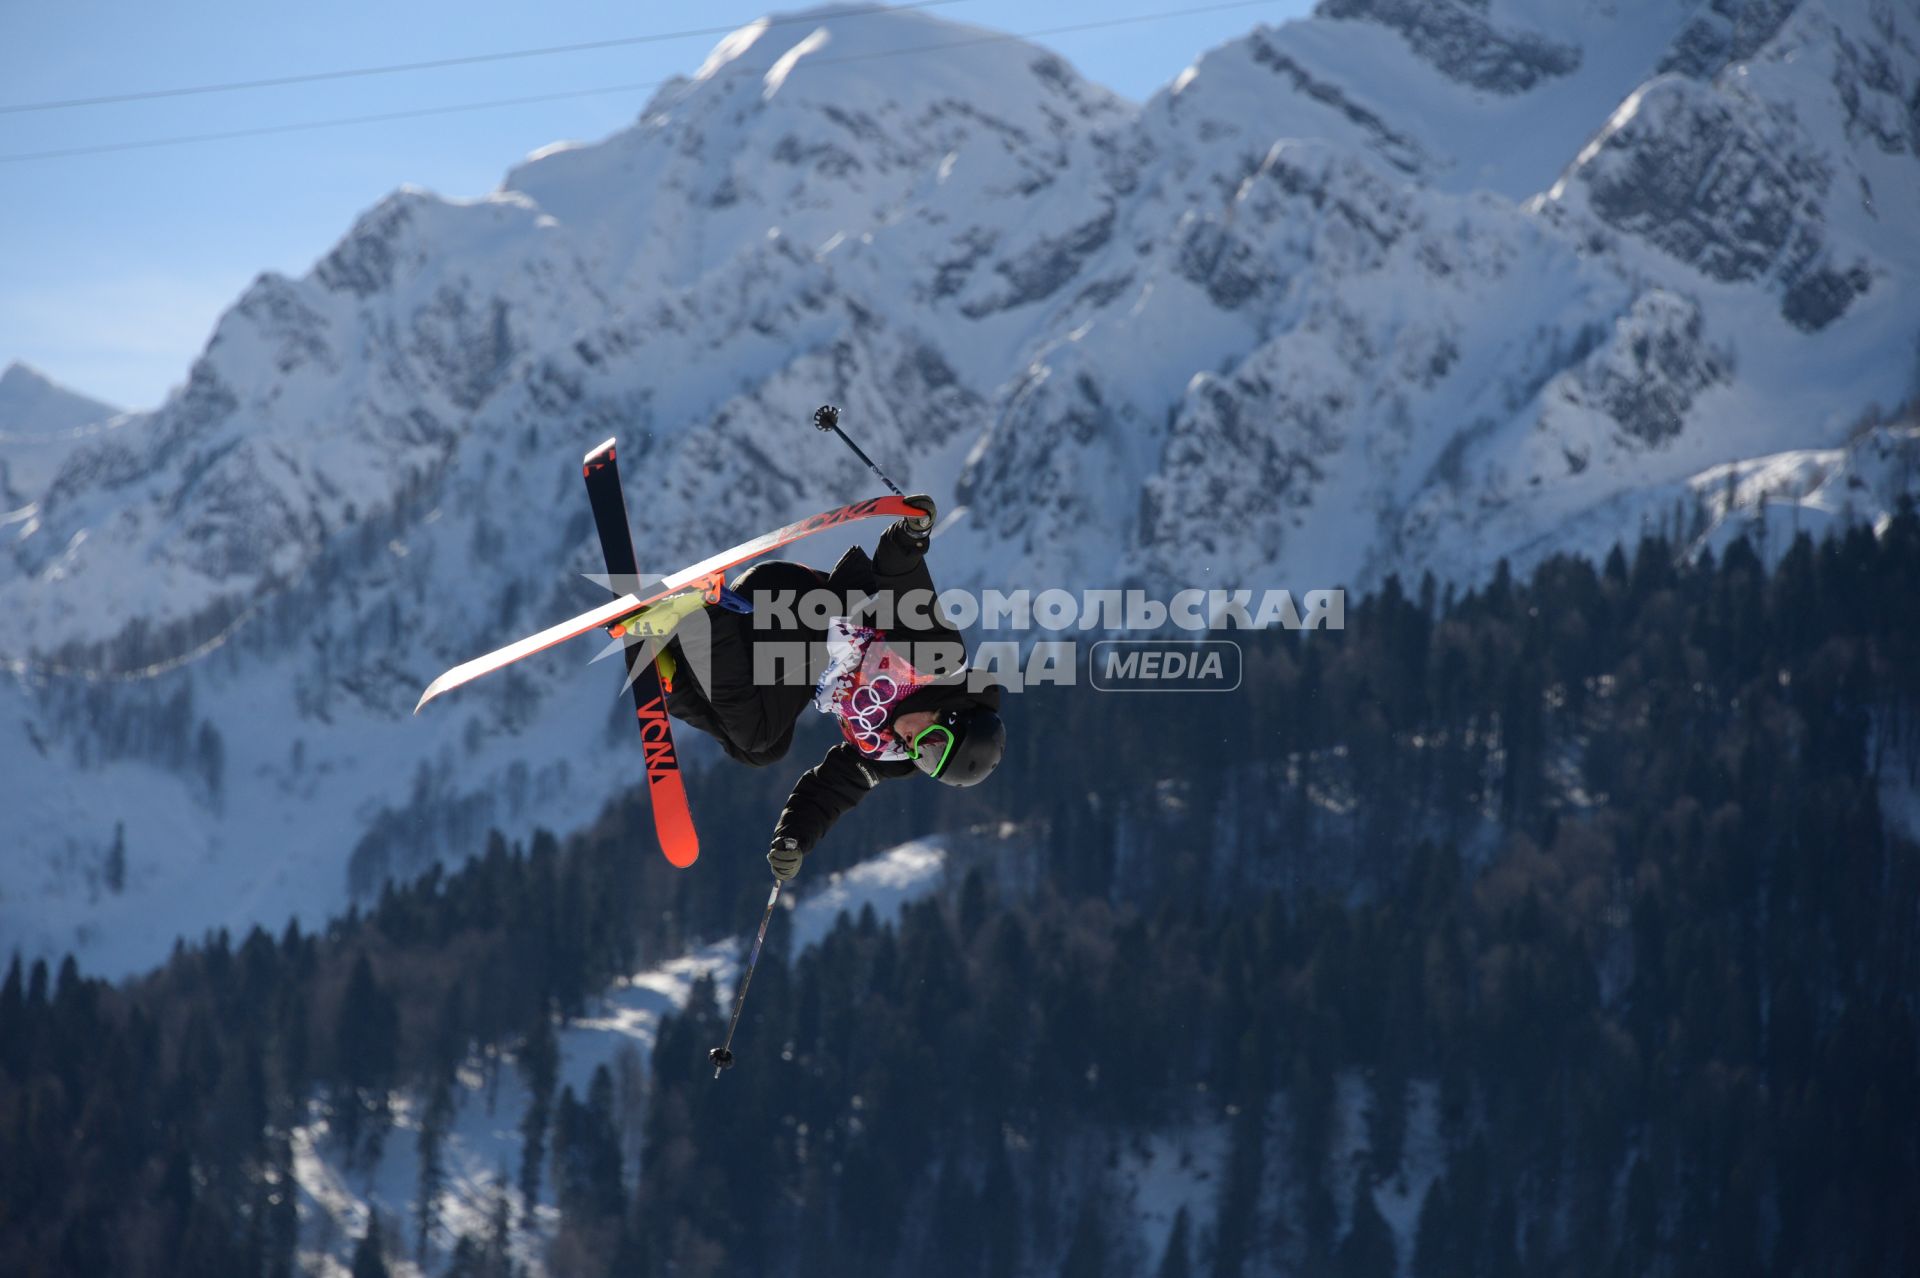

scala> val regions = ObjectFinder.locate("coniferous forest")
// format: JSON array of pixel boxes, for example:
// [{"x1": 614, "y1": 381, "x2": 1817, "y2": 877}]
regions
[{"x1": 4, "y1": 513, "x2": 1919, "y2": 1277}]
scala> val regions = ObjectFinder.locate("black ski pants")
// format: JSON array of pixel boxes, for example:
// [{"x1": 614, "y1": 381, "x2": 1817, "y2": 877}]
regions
[{"x1": 662, "y1": 560, "x2": 828, "y2": 767}]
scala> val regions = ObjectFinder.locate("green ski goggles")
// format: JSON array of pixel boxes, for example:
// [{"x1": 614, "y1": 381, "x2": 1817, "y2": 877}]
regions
[{"x1": 909, "y1": 721, "x2": 957, "y2": 779}]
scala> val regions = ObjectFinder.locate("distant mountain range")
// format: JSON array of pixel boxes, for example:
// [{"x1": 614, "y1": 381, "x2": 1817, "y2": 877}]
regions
[{"x1": 2, "y1": 0, "x2": 1915, "y2": 976}]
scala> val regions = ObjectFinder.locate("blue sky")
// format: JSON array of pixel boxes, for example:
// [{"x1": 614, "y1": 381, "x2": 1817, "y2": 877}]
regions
[{"x1": 0, "y1": 0, "x2": 1309, "y2": 410}]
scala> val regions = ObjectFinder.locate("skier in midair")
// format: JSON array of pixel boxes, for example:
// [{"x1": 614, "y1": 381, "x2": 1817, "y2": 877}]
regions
[{"x1": 652, "y1": 488, "x2": 1004, "y2": 881}]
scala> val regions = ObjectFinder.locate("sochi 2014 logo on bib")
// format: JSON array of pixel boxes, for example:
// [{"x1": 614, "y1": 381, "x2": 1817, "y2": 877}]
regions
[{"x1": 815, "y1": 619, "x2": 929, "y2": 758}]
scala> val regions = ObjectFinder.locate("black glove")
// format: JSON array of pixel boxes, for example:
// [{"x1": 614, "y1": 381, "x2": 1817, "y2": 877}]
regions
[
  {"x1": 767, "y1": 835, "x2": 804, "y2": 882},
  {"x1": 901, "y1": 493, "x2": 936, "y2": 537}
]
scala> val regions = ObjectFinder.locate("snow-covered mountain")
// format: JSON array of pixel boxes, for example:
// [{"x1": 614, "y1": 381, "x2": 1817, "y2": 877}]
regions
[
  {"x1": 2, "y1": 0, "x2": 1916, "y2": 976},
  {"x1": 0, "y1": 361, "x2": 122, "y2": 509}
]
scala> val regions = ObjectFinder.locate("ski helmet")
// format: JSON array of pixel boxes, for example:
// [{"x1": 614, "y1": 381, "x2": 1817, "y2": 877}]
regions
[{"x1": 908, "y1": 705, "x2": 1006, "y2": 787}]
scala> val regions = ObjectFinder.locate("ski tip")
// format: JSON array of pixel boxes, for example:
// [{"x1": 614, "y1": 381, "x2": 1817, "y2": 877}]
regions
[
  {"x1": 414, "y1": 675, "x2": 452, "y2": 714},
  {"x1": 660, "y1": 826, "x2": 699, "y2": 869},
  {"x1": 583, "y1": 437, "x2": 618, "y2": 466},
  {"x1": 655, "y1": 801, "x2": 700, "y2": 869}
]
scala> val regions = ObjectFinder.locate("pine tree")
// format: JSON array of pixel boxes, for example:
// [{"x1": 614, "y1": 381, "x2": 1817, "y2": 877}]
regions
[
  {"x1": 582, "y1": 1064, "x2": 625, "y2": 1219},
  {"x1": 1157, "y1": 1206, "x2": 1193, "y2": 1278},
  {"x1": 415, "y1": 1073, "x2": 454, "y2": 1260},
  {"x1": 104, "y1": 822, "x2": 126, "y2": 894},
  {"x1": 1058, "y1": 1194, "x2": 1107, "y2": 1278},
  {"x1": 350, "y1": 1213, "x2": 390, "y2": 1278},
  {"x1": 444, "y1": 1236, "x2": 483, "y2": 1278},
  {"x1": 336, "y1": 954, "x2": 398, "y2": 1089},
  {"x1": 1413, "y1": 1174, "x2": 1456, "y2": 1278},
  {"x1": 1213, "y1": 1103, "x2": 1267, "y2": 1277},
  {"x1": 0, "y1": 954, "x2": 23, "y2": 1076},
  {"x1": 265, "y1": 1128, "x2": 299, "y2": 1278},
  {"x1": 517, "y1": 1011, "x2": 558, "y2": 1223},
  {"x1": 982, "y1": 1140, "x2": 1020, "y2": 1278},
  {"x1": 488, "y1": 1168, "x2": 516, "y2": 1275},
  {"x1": 1337, "y1": 1186, "x2": 1396, "y2": 1278},
  {"x1": 333, "y1": 953, "x2": 398, "y2": 1166}
]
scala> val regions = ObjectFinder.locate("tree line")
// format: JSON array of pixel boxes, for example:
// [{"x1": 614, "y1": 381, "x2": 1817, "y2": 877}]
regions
[{"x1": 2, "y1": 507, "x2": 1917, "y2": 1275}]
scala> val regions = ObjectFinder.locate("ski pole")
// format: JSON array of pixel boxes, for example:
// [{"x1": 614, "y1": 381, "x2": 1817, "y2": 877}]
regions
[
  {"x1": 812, "y1": 404, "x2": 905, "y2": 497},
  {"x1": 709, "y1": 877, "x2": 783, "y2": 1077}
]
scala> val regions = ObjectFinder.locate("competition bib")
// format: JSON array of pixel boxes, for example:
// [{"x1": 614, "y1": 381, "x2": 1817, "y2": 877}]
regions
[{"x1": 812, "y1": 618, "x2": 932, "y2": 759}]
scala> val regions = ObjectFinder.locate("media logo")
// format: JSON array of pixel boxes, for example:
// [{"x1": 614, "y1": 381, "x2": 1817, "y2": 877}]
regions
[{"x1": 1089, "y1": 640, "x2": 1242, "y2": 692}]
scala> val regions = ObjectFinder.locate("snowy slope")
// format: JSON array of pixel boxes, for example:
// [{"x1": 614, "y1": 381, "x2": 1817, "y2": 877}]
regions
[
  {"x1": 1, "y1": 0, "x2": 1916, "y2": 978},
  {"x1": 1685, "y1": 424, "x2": 1920, "y2": 560},
  {"x1": 1498, "y1": 419, "x2": 1920, "y2": 577},
  {"x1": 1142, "y1": 0, "x2": 1698, "y2": 199}
]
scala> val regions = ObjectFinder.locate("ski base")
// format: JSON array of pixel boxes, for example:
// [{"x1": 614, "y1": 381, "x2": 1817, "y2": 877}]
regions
[{"x1": 583, "y1": 437, "x2": 700, "y2": 869}]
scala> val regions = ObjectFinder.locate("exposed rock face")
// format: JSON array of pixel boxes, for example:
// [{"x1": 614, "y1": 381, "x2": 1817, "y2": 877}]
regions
[
  {"x1": 1659, "y1": 0, "x2": 1804, "y2": 77},
  {"x1": 1556, "y1": 291, "x2": 1732, "y2": 448},
  {"x1": 1577, "y1": 78, "x2": 1830, "y2": 285},
  {"x1": 1317, "y1": 0, "x2": 1583, "y2": 95},
  {"x1": 1550, "y1": 0, "x2": 1916, "y2": 333}
]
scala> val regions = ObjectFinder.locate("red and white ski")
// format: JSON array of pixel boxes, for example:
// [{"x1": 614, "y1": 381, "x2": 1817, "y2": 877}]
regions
[
  {"x1": 413, "y1": 483, "x2": 914, "y2": 714},
  {"x1": 581, "y1": 439, "x2": 700, "y2": 868}
]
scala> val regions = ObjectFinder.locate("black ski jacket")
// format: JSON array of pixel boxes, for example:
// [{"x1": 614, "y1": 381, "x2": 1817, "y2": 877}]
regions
[{"x1": 662, "y1": 520, "x2": 999, "y2": 859}]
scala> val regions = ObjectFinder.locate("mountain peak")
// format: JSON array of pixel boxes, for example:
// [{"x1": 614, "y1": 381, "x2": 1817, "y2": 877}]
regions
[
  {"x1": 2, "y1": 359, "x2": 62, "y2": 396},
  {"x1": 0, "y1": 360, "x2": 121, "y2": 435},
  {"x1": 690, "y1": 3, "x2": 1038, "y2": 84},
  {"x1": 499, "y1": 2, "x2": 1125, "y2": 279}
]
